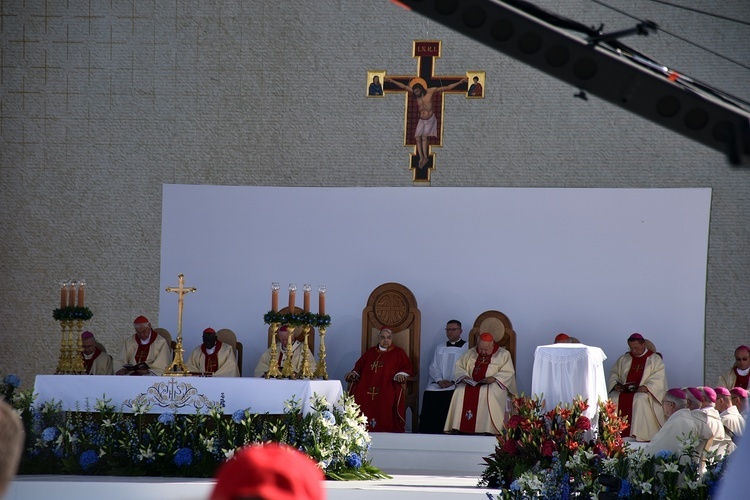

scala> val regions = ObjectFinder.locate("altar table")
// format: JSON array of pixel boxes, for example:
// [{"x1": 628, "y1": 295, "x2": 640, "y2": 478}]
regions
[
  {"x1": 531, "y1": 344, "x2": 608, "y2": 423},
  {"x1": 33, "y1": 375, "x2": 343, "y2": 415}
]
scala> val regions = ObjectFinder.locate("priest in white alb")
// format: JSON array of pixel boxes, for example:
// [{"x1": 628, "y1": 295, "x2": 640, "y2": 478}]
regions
[
  {"x1": 444, "y1": 332, "x2": 517, "y2": 435},
  {"x1": 114, "y1": 315, "x2": 172, "y2": 376},
  {"x1": 645, "y1": 388, "x2": 711, "y2": 457},
  {"x1": 186, "y1": 328, "x2": 240, "y2": 377}
]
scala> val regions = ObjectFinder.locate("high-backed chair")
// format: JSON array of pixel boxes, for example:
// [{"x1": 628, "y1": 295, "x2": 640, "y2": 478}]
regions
[
  {"x1": 468, "y1": 310, "x2": 517, "y2": 369},
  {"x1": 95, "y1": 342, "x2": 107, "y2": 353},
  {"x1": 266, "y1": 306, "x2": 315, "y2": 353},
  {"x1": 361, "y1": 282, "x2": 421, "y2": 431},
  {"x1": 153, "y1": 327, "x2": 177, "y2": 359},
  {"x1": 217, "y1": 328, "x2": 244, "y2": 376}
]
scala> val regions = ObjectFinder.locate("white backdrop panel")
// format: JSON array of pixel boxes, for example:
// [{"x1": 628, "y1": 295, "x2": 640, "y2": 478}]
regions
[{"x1": 160, "y1": 185, "x2": 711, "y2": 402}]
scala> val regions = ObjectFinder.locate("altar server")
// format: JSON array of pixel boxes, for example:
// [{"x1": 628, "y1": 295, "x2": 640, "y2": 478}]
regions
[{"x1": 186, "y1": 327, "x2": 239, "y2": 377}]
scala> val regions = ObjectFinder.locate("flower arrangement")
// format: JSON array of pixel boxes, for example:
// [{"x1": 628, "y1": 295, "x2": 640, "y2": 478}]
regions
[
  {"x1": 11, "y1": 380, "x2": 386, "y2": 480},
  {"x1": 1, "y1": 373, "x2": 21, "y2": 402},
  {"x1": 52, "y1": 306, "x2": 93, "y2": 321},
  {"x1": 482, "y1": 395, "x2": 728, "y2": 499}
]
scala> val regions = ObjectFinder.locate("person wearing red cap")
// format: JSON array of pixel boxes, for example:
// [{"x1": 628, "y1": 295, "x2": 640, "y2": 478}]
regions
[
  {"x1": 608, "y1": 333, "x2": 667, "y2": 441},
  {"x1": 687, "y1": 386, "x2": 728, "y2": 456},
  {"x1": 114, "y1": 315, "x2": 172, "y2": 376},
  {"x1": 210, "y1": 443, "x2": 325, "y2": 500},
  {"x1": 730, "y1": 387, "x2": 749, "y2": 418},
  {"x1": 254, "y1": 325, "x2": 316, "y2": 378},
  {"x1": 81, "y1": 331, "x2": 113, "y2": 375},
  {"x1": 443, "y1": 332, "x2": 517, "y2": 435},
  {"x1": 714, "y1": 386, "x2": 744, "y2": 451},
  {"x1": 554, "y1": 333, "x2": 571, "y2": 344},
  {"x1": 644, "y1": 388, "x2": 711, "y2": 456},
  {"x1": 345, "y1": 326, "x2": 413, "y2": 432},
  {"x1": 185, "y1": 328, "x2": 239, "y2": 377},
  {"x1": 718, "y1": 345, "x2": 750, "y2": 391}
]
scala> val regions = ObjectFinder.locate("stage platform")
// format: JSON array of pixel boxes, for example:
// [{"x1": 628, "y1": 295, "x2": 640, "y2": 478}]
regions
[{"x1": 8, "y1": 433, "x2": 500, "y2": 499}]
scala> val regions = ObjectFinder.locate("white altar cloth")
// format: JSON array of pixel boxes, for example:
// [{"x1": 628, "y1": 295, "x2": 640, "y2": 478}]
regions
[
  {"x1": 33, "y1": 375, "x2": 343, "y2": 415},
  {"x1": 531, "y1": 344, "x2": 608, "y2": 422}
]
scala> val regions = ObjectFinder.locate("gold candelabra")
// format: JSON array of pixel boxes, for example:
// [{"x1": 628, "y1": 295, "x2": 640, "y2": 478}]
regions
[
  {"x1": 299, "y1": 325, "x2": 314, "y2": 379},
  {"x1": 313, "y1": 326, "x2": 328, "y2": 380},
  {"x1": 55, "y1": 319, "x2": 86, "y2": 374},
  {"x1": 265, "y1": 323, "x2": 282, "y2": 378},
  {"x1": 281, "y1": 325, "x2": 297, "y2": 378}
]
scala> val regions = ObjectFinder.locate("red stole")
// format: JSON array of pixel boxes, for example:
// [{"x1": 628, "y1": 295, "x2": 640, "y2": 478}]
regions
[
  {"x1": 134, "y1": 330, "x2": 158, "y2": 364},
  {"x1": 82, "y1": 348, "x2": 102, "y2": 374},
  {"x1": 459, "y1": 344, "x2": 499, "y2": 433},
  {"x1": 202, "y1": 341, "x2": 222, "y2": 373},
  {"x1": 734, "y1": 368, "x2": 750, "y2": 389},
  {"x1": 619, "y1": 351, "x2": 653, "y2": 436}
]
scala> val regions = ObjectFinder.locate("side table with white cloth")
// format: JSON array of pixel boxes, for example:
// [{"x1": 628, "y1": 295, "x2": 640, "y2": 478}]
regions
[{"x1": 531, "y1": 344, "x2": 608, "y2": 429}]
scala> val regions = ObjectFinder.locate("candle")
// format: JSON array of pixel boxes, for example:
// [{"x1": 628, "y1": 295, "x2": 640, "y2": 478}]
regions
[
  {"x1": 303, "y1": 284, "x2": 311, "y2": 313},
  {"x1": 60, "y1": 282, "x2": 68, "y2": 309},
  {"x1": 318, "y1": 285, "x2": 326, "y2": 316},
  {"x1": 271, "y1": 282, "x2": 279, "y2": 312},
  {"x1": 68, "y1": 281, "x2": 77, "y2": 308},
  {"x1": 78, "y1": 280, "x2": 86, "y2": 308},
  {"x1": 288, "y1": 284, "x2": 296, "y2": 312}
]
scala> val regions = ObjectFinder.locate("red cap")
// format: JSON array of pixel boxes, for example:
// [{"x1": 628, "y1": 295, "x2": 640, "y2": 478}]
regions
[
  {"x1": 554, "y1": 333, "x2": 570, "y2": 343},
  {"x1": 210, "y1": 443, "x2": 324, "y2": 500},
  {"x1": 714, "y1": 387, "x2": 732, "y2": 397},
  {"x1": 627, "y1": 333, "x2": 644, "y2": 342},
  {"x1": 479, "y1": 332, "x2": 494, "y2": 343},
  {"x1": 379, "y1": 326, "x2": 393, "y2": 333},
  {"x1": 731, "y1": 387, "x2": 748, "y2": 399},
  {"x1": 81, "y1": 331, "x2": 94, "y2": 340},
  {"x1": 701, "y1": 386, "x2": 717, "y2": 403},
  {"x1": 203, "y1": 328, "x2": 216, "y2": 335},
  {"x1": 279, "y1": 325, "x2": 288, "y2": 332},
  {"x1": 133, "y1": 315, "x2": 149, "y2": 324},
  {"x1": 667, "y1": 388, "x2": 687, "y2": 400}
]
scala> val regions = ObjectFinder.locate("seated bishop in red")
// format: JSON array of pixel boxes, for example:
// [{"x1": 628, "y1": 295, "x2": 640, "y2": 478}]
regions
[{"x1": 345, "y1": 326, "x2": 413, "y2": 432}]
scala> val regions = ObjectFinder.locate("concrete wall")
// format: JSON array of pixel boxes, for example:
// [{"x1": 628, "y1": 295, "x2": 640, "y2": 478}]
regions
[{"x1": 1, "y1": 0, "x2": 749, "y2": 389}]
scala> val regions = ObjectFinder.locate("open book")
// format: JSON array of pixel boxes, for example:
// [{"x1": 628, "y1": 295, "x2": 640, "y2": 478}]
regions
[{"x1": 122, "y1": 362, "x2": 150, "y2": 372}]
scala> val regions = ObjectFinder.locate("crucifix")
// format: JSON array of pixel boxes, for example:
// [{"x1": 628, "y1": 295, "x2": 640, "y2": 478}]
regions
[
  {"x1": 367, "y1": 387, "x2": 380, "y2": 401},
  {"x1": 379, "y1": 40, "x2": 483, "y2": 183},
  {"x1": 163, "y1": 273, "x2": 196, "y2": 376}
]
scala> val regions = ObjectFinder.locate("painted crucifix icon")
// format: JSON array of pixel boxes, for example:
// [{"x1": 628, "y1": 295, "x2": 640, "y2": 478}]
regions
[{"x1": 379, "y1": 40, "x2": 483, "y2": 182}]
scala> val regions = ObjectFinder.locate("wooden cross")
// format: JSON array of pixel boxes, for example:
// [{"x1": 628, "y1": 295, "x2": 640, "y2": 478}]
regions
[
  {"x1": 370, "y1": 359, "x2": 384, "y2": 373},
  {"x1": 367, "y1": 387, "x2": 379, "y2": 401},
  {"x1": 381, "y1": 40, "x2": 477, "y2": 183}
]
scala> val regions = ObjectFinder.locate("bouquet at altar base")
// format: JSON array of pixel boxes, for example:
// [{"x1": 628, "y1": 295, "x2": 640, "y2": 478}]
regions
[
  {"x1": 12, "y1": 379, "x2": 388, "y2": 480},
  {"x1": 481, "y1": 395, "x2": 730, "y2": 499}
]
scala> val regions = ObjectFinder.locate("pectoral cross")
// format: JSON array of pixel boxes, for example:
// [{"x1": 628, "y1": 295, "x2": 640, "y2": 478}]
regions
[
  {"x1": 367, "y1": 387, "x2": 379, "y2": 401},
  {"x1": 164, "y1": 273, "x2": 196, "y2": 376},
  {"x1": 632, "y1": 364, "x2": 644, "y2": 373},
  {"x1": 370, "y1": 359, "x2": 384, "y2": 373}
]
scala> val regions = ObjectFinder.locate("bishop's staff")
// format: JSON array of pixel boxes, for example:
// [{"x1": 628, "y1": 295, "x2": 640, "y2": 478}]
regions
[{"x1": 163, "y1": 273, "x2": 196, "y2": 376}]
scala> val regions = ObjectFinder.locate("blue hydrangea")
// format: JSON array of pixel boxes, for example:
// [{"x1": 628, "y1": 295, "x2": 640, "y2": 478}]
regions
[
  {"x1": 345, "y1": 452, "x2": 362, "y2": 469},
  {"x1": 41, "y1": 427, "x2": 59, "y2": 442},
  {"x1": 618, "y1": 479, "x2": 631, "y2": 498},
  {"x1": 510, "y1": 480, "x2": 521, "y2": 492},
  {"x1": 79, "y1": 449, "x2": 99, "y2": 471},
  {"x1": 174, "y1": 447, "x2": 193, "y2": 468},
  {"x1": 321, "y1": 410, "x2": 336, "y2": 425},
  {"x1": 232, "y1": 409, "x2": 245, "y2": 424},
  {"x1": 655, "y1": 449, "x2": 672, "y2": 459},
  {"x1": 3, "y1": 374, "x2": 20, "y2": 387},
  {"x1": 158, "y1": 412, "x2": 175, "y2": 425}
]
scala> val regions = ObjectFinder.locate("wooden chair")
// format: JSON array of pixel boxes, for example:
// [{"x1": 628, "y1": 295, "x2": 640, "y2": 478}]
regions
[
  {"x1": 361, "y1": 282, "x2": 421, "y2": 431},
  {"x1": 468, "y1": 310, "x2": 517, "y2": 369},
  {"x1": 95, "y1": 342, "x2": 107, "y2": 353},
  {"x1": 217, "y1": 328, "x2": 244, "y2": 376},
  {"x1": 266, "y1": 306, "x2": 315, "y2": 353},
  {"x1": 153, "y1": 327, "x2": 177, "y2": 359}
]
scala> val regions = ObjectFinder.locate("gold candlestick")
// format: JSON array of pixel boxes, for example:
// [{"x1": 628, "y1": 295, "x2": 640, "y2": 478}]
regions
[
  {"x1": 55, "y1": 320, "x2": 69, "y2": 374},
  {"x1": 70, "y1": 319, "x2": 86, "y2": 374},
  {"x1": 265, "y1": 323, "x2": 282, "y2": 379},
  {"x1": 313, "y1": 326, "x2": 329, "y2": 380},
  {"x1": 299, "y1": 325, "x2": 314, "y2": 379},
  {"x1": 281, "y1": 325, "x2": 296, "y2": 378}
]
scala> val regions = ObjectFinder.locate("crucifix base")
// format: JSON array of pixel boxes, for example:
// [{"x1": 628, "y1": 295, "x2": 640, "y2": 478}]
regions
[{"x1": 164, "y1": 340, "x2": 190, "y2": 377}]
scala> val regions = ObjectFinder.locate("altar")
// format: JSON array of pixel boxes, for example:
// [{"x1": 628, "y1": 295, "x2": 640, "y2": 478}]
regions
[{"x1": 33, "y1": 375, "x2": 343, "y2": 415}]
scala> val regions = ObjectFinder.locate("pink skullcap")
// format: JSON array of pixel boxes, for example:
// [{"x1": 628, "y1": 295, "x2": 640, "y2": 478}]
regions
[
  {"x1": 479, "y1": 332, "x2": 494, "y2": 343},
  {"x1": 731, "y1": 387, "x2": 749, "y2": 399},
  {"x1": 714, "y1": 387, "x2": 732, "y2": 397},
  {"x1": 687, "y1": 387, "x2": 704, "y2": 402},
  {"x1": 627, "y1": 333, "x2": 644, "y2": 342},
  {"x1": 81, "y1": 331, "x2": 94, "y2": 340},
  {"x1": 701, "y1": 386, "x2": 716, "y2": 403},
  {"x1": 210, "y1": 443, "x2": 324, "y2": 500},
  {"x1": 203, "y1": 328, "x2": 216, "y2": 335},
  {"x1": 133, "y1": 315, "x2": 149, "y2": 324},
  {"x1": 554, "y1": 333, "x2": 570, "y2": 343},
  {"x1": 667, "y1": 388, "x2": 687, "y2": 400}
]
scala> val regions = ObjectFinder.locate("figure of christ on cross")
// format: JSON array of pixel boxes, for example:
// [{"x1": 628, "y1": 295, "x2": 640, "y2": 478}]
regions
[{"x1": 386, "y1": 76, "x2": 467, "y2": 169}]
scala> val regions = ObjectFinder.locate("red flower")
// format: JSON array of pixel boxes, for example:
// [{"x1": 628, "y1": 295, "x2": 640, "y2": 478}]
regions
[
  {"x1": 507, "y1": 415, "x2": 523, "y2": 429},
  {"x1": 567, "y1": 441, "x2": 579, "y2": 452},
  {"x1": 502, "y1": 439, "x2": 518, "y2": 455},
  {"x1": 556, "y1": 407, "x2": 572, "y2": 420},
  {"x1": 574, "y1": 398, "x2": 589, "y2": 412},
  {"x1": 575, "y1": 416, "x2": 591, "y2": 431},
  {"x1": 541, "y1": 440, "x2": 556, "y2": 457}
]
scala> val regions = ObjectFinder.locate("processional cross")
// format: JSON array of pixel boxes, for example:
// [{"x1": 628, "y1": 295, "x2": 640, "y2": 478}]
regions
[
  {"x1": 164, "y1": 273, "x2": 196, "y2": 376},
  {"x1": 380, "y1": 40, "x2": 482, "y2": 183}
]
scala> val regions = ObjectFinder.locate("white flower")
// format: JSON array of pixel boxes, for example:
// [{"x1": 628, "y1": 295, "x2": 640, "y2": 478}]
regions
[
  {"x1": 223, "y1": 448, "x2": 236, "y2": 460},
  {"x1": 138, "y1": 446, "x2": 155, "y2": 462},
  {"x1": 663, "y1": 462, "x2": 679, "y2": 473},
  {"x1": 640, "y1": 482, "x2": 652, "y2": 494},
  {"x1": 684, "y1": 479, "x2": 700, "y2": 490}
]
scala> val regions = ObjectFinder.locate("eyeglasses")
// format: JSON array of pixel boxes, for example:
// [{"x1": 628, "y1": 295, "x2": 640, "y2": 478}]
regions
[{"x1": 736, "y1": 357, "x2": 749, "y2": 361}]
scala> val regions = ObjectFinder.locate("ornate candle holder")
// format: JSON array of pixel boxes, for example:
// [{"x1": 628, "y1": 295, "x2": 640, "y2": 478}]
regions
[
  {"x1": 281, "y1": 325, "x2": 297, "y2": 378},
  {"x1": 70, "y1": 319, "x2": 86, "y2": 374},
  {"x1": 53, "y1": 305, "x2": 93, "y2": 375},
  {"x1": 313, "y1": 326, "x2": 329, "y2": 380},
  {"x1": 299, "y1": 325, "x2": 314, "y2": 379},
  {"x1": 265, "y1": 323, "x2": 282, "y2": 379}
]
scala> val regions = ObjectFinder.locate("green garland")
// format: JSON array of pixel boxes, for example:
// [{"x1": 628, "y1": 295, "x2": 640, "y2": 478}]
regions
[
  {"x1": 53, "y1": 306, "x2": 93, "y2": 321},
  {"x1": 263, "y1": 310, "x2": 331, "y2": 329}
]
